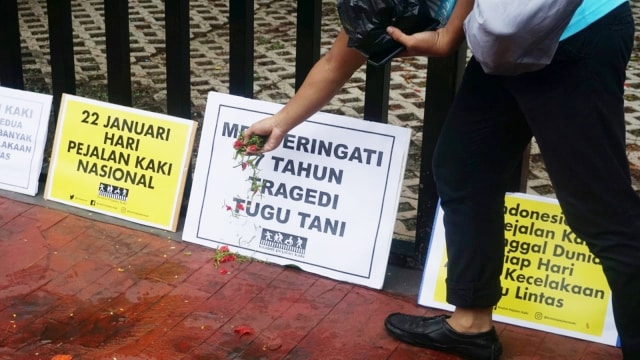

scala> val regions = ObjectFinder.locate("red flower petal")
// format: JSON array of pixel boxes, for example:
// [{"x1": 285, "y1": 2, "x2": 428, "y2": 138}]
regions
[
  {"x1": 236, "y1": 203, "x2": 245, "y2": 211},
  {"x1": 219, "y1": 245, "x2": 229, "y2": 253},
  {"x1": 219, "y1": 268, "x2": 228, "y2": 275},
  {"x1": 233, "y1": 325, "x2": 254, "y2": 338},
  {"x1": 247, "y1": 144, "x2": 258, "y2": 152}
]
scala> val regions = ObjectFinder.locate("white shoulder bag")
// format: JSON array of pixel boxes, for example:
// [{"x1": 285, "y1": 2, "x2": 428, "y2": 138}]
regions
[{"x1": 463, "y1": 0, "x2": 583, "y2": 76}]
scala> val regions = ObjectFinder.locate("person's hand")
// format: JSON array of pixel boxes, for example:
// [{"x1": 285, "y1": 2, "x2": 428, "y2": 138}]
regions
[
  {"x1": 386, "y1": 26, "x2": 460, "y2": 58},
  {"x1": 386, "y1": 0, "x2": 471, "y2": 58},
  {"x1": 242, "y1": 115, "x2": 289, "y2": 153}
]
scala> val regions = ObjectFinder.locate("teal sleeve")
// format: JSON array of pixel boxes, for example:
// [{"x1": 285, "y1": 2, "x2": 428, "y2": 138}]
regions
[{"x1": 561, "y1": 0, "x2": 627, "y2": 40}]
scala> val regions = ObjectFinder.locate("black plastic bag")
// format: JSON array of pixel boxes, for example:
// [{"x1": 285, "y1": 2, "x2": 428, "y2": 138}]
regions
[{"x1": 337, "y1": 0, "x2": 440, "y2": 66}]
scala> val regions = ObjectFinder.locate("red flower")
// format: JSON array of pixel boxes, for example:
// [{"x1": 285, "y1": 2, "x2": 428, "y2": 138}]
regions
[
  {"x1": 225, "y1": 205, "x2": 232, "y2": 211},
  {"x1": 247, "y1": 144, "x2": 258, "y2": 153},
  {"x1": 219, "y1": 268, "x2": 228, "y2": 275},
  {"x1": 241, "y1": 162, "x2": 248, "y2": 170},
  {"x1": 233, "y1": 139, "x2": 245, "y2": 150},
  {"x1": 219, "y1": 245, "x2": 229, "y2": 253},
  {"x1": 236, "y1": 203, "x2": 245, "y2": 211}
]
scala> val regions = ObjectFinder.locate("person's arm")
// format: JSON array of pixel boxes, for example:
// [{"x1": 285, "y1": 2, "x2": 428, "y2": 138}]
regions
[
  {"x1": 387, "y1": 0, "x2": 474, "y2": 57},
  {"x1": 244, "y1": 30, "x2": 366, "y2": 152}
]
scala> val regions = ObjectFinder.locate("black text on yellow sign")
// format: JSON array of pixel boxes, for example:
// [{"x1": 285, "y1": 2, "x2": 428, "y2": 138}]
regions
[
  {"x1": 68, "y1": 109, "x2": 175, "y2": 189},
  {"x1": 431, "y1": 195, "x2": 610, "y2": 336},
  {"x1": 45, "y1": 94, "x2": 196, "y2": 230}
]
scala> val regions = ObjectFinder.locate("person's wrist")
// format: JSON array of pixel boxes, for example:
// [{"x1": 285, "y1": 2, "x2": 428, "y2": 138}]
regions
[{"x1": 436, "y1": 26, "x2": 464, "y2": 56}]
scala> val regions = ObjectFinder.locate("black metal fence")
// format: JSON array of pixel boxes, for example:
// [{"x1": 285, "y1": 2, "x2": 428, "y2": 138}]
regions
[{"x1": 0, "y1": 0, "x2": 527, "y2": 268}]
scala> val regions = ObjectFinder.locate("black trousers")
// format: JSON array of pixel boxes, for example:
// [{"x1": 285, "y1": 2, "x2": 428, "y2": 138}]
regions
[{"x1": 432, "y1": 3, "x2": 639, "y2": 356}]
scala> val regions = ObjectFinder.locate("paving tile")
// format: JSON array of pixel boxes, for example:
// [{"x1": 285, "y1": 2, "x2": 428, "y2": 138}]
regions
[
  {"x1": 0, "y1": 228, "x2": 50, "y2": 292},
  {"x1": 103, "y1": 278, "x2": 175, "y2": 320},
  {"x1": 16, "y1": 340, "x2": 91, "y2": 359},
  {"x1": 100, "y1": 312, "x2": 170, "y2": 357},
  {"x1": 146, "y1": 258, "x2": 199, "y2": 284},
  {"x1": 118, "y1": 250, "x2": 169, "y2": 279},
  {"x1": 224, "y1": 269, "x2": 315, "y2": 333},
  {"x1": 144, "y1": 309, "x2": 224, "y2": 355},
  {"x1": 56, "y1": 229, "x2": 109, "y2": 260},
  {"x1": 198, "y1": 274, "x2": 268, "y2": 320},
  {"x1": 234, "y1": 260, "x2": 285, "y2": 286},
  {"x1": 182, "y1": 257, "x2": 242, "y2": 295},
  {"x1": 0, "y1": 262, "x2": 59, "y2": 300},
  {"x1": 96, "y1": 231, "x2": 152, "y2": 264},
  {"x1": 288, "y1": 289, "x2": 400, "y2": 359},
  {"x1": 0, "y1": 291, "x2": 59, "y2": 340},
  {"x1": 41, "y1": 214, "x2": 95, "y2": 249},
  {"x1": 140, "y1": 236, "x2": 187, "y2": 258},
  {"x1": 144, "y1": 246, "x2": 214, "y2": 285},
  {"x1": 534, "y1": 333, "x2": 591, "y2": 359},
  {"x1": 188, "y1": 342, "x2": 237, "y2": 360},
  {"x1": 41, "y1": 258, "x2": 114, "y2": 296},
  {"x1": 0, "y1": 198, "x2": 32, "y2": 227},
  {"x1": 30, "y1": 249, "x2": 77, "y2": 275},
  {"x1": 21, "y1": 206, "x2": 68, "y2": 230},
  {"x1": 262, "y1": 277, "x2": 351, "y2": 344},
  {"x1": 581, "y1": 341, "x2": 625, "y2": 360},
  {"x1": 239, "y1": 332, "x2": 298, "y2": 359},
  {"x1": 1, "y1": 215, "x2": 42, "y2": 238},
  {"x1": 499, "y1": 327, "x2": 546, "y2": 358},
  {"x1": 388, "y1": 344, "x2": 461, "y2": 360}
]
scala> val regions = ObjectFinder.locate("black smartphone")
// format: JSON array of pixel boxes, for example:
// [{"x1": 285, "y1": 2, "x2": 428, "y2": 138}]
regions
[{"x1": 367, "y1": 20, "x2": 440, "y2": 67}]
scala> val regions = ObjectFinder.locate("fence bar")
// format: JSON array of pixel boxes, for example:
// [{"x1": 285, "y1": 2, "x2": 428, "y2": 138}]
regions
[
  {"x1": 414, "y1": 47, "x2": 467, "y2": 265},
  {"x1": 295, "y1": 0, "x2": 322, "y2": 91},
  {"x1": 105, "y1": 0, "x2": 132, "y2": 106},
  {"x1": 363, "y1": 63, "x2": 391, "y2": 123},
  {"x1": 0, "y1": 0, "x2": 24, "y2": 89},
  {"x1": 47, "y1": 0, "x2": 76, "y2": 114},
  {"x1": 229, "y1": 0, "x2": 254, "y2": 98},
  {"x1": 165, "y1": 0, "x2": 191, "y2": 119},
  {"x1": 509, "y1": 145, "x2": 531, "y2": 192}
]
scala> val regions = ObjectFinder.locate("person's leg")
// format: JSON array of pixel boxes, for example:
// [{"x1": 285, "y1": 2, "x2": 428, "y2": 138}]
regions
[
  {"x1": 434, "y1": 56, "x2": 533, "y2": 309},
  {"x1": 385, "y1": 57, "x2": 532, "y2": 360},
  {"x1": 433, "y1": 56, "x2": 533, "y2": 331},
  {"x1": 506, "y1": 3, "x2": 639, "y2": 357}
]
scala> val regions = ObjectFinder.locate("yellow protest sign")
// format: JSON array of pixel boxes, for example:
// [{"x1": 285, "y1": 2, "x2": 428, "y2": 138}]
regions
[
  {"x1": 44, "y1": 94, "x2": 196, "y2": 231},
  {"x1": 419, "y1": 192, "x2": 619, "y2": 346}
]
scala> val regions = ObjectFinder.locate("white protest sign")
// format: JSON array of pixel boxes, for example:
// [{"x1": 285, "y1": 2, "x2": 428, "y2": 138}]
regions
[
  {"x1": 0, "y1": 86, "x2": 52, "y2": 195},
  {"x1": 419, "y1": 192, "x2": 619, "y2": 347},
  {"x1": 183, "y1": 92, "x2": 411, "y2": 289}
]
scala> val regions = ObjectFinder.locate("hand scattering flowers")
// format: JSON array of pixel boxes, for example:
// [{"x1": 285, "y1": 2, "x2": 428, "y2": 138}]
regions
[{"x1": 233, "y1": 131, "x2": 267, "y2": 198}]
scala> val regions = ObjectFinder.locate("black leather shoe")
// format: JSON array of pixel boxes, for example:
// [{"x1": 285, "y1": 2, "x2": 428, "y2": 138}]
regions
[{"x1": 385, "y1": 313, "x2": 502, "y2": 360}]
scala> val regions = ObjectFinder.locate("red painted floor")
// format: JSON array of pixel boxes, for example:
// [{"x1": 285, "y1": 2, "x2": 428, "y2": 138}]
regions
[{"x1": 0, "y1": 195, "x2": 623, "y2": 359}]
